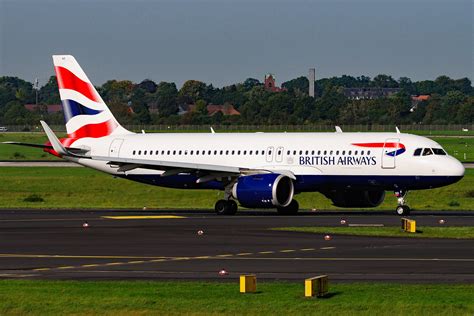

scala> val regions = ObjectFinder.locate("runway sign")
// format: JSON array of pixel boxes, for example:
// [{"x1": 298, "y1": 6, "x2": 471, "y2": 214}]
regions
[
  {"x1": 401, "y1": 218, "x2": 416, "y2": 233},
  {"x1": 240, "y1": 274, "x2": 257, "y2": 293},
  {"x1": 305, "y1": 275, "x2": 329, "y2": 297}
]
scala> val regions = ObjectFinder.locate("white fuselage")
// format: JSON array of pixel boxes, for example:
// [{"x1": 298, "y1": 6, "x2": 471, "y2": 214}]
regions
[{"x1": 70, "y1": 132, "x2": 464, "y2": 192}]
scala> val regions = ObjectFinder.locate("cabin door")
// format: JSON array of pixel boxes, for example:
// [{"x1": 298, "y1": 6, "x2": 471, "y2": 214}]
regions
[
  {"x1": 109, "y1": 139, "x2": 124, "y2": 158},
  {"x1": 381, "y1": 138, "x2": 399, "y2": 169}
]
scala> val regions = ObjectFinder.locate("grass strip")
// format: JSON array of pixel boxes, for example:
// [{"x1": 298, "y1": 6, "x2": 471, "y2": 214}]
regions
[
  {"x1": 272, "y1": 226, "x2": 474, "y2": 239},
  {"x1": 0, "y1": 280, "x2": 472, "y2": 315}
]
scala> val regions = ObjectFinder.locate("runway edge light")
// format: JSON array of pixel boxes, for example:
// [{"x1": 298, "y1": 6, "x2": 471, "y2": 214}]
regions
[
  {"x1": 240, "y1": 274, "x2": 257, "y2": 293},
  {"x1": 305, "y1": 275, "x2": 329, "y2": 298}
]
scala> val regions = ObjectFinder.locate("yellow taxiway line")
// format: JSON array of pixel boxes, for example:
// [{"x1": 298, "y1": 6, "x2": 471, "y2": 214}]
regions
[{"x1": 102, "y1": 215, "x2": 185, "y2": 220}]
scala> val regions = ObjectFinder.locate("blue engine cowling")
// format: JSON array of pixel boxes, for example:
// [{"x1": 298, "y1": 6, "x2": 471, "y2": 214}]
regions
[{"x1": 232, "y1": 173, "x2": 294, "y2": 208}]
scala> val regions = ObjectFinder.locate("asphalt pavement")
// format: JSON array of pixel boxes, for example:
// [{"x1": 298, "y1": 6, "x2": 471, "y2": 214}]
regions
[{"x1": 0, "y1": 209, "x2": 473, "y2": 283}]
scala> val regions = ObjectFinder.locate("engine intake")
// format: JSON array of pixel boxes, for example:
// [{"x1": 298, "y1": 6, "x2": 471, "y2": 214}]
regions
[
  {"x1": 232, "y1": 174, "x2": 294, "y2": 208},
  {"x1": 323, "y1": 189, "x2": 385, "y2": 208}
]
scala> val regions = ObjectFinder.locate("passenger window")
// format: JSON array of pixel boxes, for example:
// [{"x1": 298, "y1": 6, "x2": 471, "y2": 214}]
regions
[
  {"x1": 138, "y1": 151, "x2": 141, "y2": 155},
  {"x1": 336, "y1": 151, "x2": 339, "y2": 155},
  {"x1": 167, "y1": 150, "x2": 170, "y2": 155},
  {"x1": 173, "y1": 150, "x2": 176, "y2": 155},
  {"x1": 208, "y1": 150, "x2": 211, "y2": 155},
  {"x1": 237, "y1": 150, "x2": 241, "y2": 155},
  {"x1": 318, "y1": 150, "x2": 321, "y2": 155},
  {"x1": 361, "y1": 150, "x2": 364, "y2": 155},
  {"x1": 220, "y1": 150, "x2": 223, "y2": 155},
  {"x1": 244, "y1": 150, "x2": 247, "y2": 155},
  {"x1": 355, "y1": 151, "x2": 358, "y2": 155},
  {"x1": 342, "y1": 151, "x2": 345, "y2": 155},
  {"x1": 190, "y1": 150, "x2": 193, "y2": 155},
  {"x1": 367, "y1": 150, "x2": 370, "y2": 155},
  {"x1": 278, "y1": 150, "x2": 281, "y2": 155},
  {"x1": 144, "y1": 150, "x2": 147, "y2": 155},
  {"x1": 293, "y1": 150, "x2": 296, "y2": 155},
  {"x1": 214, "y1": 150, "x2": 217, "y2": 155},
  {"x1": 311, "y1": 150, "x2": 315, "y2": 155},
  {"x1": 249, "y1": 150, "x2": 253, "y2": 155},
  {"x1": 422, "y1": 148, "x2": 433, "y2": 156},
  {"x1": 348, "y1": 151, "x2": 352, "y2": 155},
  {"x1": 287, "y1": 150, "x2": 290, "y2": 155},
  {"x1": 155, "y1": 150, "x2": 159, "y2": 155},
  {"x1": 330, "y1": 150, "x2": 333, "y2": 155},
  {"x1": 133, "y1": 150, "x2": 136, "y2": 155},
  {"x1": 305, "y1": 150, "x2": 309, "y2": 155},
  {"x1": 414, "y1": 148, "x2": 422, "y2": 156},
  {"x1": 226, "y1": 150, "x2": 229, "y2": 155},
  {"x1": 324, "y1": 151, "x2": 327, "y2": 155},
  {"x1": 299, "y1": 150, "x2": 303, "y2": 155},
  {"x1": 432, "y1": 148, "x2": 446, "y2": 155}
]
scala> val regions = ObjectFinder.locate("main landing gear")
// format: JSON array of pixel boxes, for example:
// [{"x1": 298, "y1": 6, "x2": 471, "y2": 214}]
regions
[
  {"x1": 395, "y1": 190, "x2": 411, "y2": 216},
  {"x1": 215, "y1": 199, "x2": 238, "y2": 215},
  {"x1": 277, "y1": 199, "x2": 299, "y2": 215},
  {"x1": 215, "y1": 182, "x2": 238, "y2": 215}
]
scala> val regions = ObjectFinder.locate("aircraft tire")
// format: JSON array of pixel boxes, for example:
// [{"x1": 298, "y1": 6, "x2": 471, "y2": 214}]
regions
[
  {"x1": 277, "y1": 199, "x2": 299, "y2": 215},
  {"x1": 215, "y1": 200, "x2": 238, "y2": 215},
  {"x1": 396, "y1": 205, "x2": 411, "y2": 216}
]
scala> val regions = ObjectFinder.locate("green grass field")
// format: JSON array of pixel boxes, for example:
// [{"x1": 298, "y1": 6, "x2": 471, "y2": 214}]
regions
[
  {"x1": 273, "y1": 226, "x2": 474, "y2": 239},
  {"x1": 0, "y1": 167, "x2": 472, "y2": 210},
  {"x1": 1, "y1": 132, "x2": 472, "y2": 161},
  {"x1": 0, "y1": 280, "x2": 472, "y2": 315}
]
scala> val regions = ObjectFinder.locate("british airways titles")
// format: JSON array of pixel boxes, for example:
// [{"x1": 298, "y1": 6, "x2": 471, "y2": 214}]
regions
[{"x1": 299, "y1": 155, "x2": 377, "y2": 166}]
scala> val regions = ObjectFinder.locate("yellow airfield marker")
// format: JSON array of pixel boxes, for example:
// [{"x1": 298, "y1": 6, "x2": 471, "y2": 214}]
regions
[{"x1": 102, "y1": 215, "x2": 185, "y2": 220}]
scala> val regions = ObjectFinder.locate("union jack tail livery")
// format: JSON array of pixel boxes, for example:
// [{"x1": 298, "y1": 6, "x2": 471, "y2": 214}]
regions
[{"x1": 53, "y1": 55, "x2": 131, "y2": 140}]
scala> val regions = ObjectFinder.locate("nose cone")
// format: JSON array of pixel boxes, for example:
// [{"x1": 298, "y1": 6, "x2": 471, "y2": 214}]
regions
[{"x1": 446, "y1": 158, "x2": 465, "y2": 185}]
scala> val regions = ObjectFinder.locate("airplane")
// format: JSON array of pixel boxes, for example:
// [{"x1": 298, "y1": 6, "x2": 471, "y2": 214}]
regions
[{"x1": 3, "y1": 55, "x2": 465, "y2": 216}]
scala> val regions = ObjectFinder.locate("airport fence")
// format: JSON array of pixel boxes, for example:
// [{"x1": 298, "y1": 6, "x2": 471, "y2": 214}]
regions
[{"x1": 2, "y1": 124, "x2": 473, "y2": 134}]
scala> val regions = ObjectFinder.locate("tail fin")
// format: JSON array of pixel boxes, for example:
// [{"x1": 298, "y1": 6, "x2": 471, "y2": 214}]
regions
[{"x1": 53, "y1": 55, "x2": 131, "y2": 139}]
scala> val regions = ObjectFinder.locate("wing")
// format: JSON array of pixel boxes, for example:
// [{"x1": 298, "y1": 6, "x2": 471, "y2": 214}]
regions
[{"x1": 91, "y1": 154, "x2": 296, "y2": 183}]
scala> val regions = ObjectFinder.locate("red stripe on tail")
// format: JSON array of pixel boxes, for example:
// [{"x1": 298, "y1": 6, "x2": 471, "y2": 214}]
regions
[
  {"x1": 55, "y1": 66, "x2": 100, "y2": 102},
  {"x1": 67, "y1": 119, "x2": 118, "y2": 139}
]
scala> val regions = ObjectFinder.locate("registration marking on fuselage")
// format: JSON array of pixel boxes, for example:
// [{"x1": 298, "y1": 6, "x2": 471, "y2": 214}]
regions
[{"x1": 102, "y1": 215, "x2": 186, "y2": 220}]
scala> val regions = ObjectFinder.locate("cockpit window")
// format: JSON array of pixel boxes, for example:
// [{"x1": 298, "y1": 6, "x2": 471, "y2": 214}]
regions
[
  {"x1": 422, "y1": 148, "x2": 433, "y2": 156},
  {"x1": 432, "y1": 148, "x2": 447, "y2": 155},
  {"x1": 414, "y1": 148, "x2": 422, "y2": 156}
]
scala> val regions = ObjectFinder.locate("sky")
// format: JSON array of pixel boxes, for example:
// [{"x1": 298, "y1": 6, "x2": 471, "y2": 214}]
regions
[{"x1": 0, "y1": 0, "x2": 472, "y2": 88}]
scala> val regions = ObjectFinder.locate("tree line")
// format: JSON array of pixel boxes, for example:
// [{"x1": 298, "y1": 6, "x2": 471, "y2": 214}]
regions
[{"x1": 0, "y1": 73, "x2": 472, "y2": 126}]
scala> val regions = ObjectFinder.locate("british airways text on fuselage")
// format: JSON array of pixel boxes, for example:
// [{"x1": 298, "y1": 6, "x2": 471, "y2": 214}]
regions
[{"x1": 299, "y1": 155, "x2": 377, "y2": 166}]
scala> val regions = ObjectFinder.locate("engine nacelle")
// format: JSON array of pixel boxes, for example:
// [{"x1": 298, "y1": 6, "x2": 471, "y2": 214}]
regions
[
  {"x1": 232, "y1": 174, "x2": 294, "y2": 208},
  {"x1": 323, "y1": 189, "x2": 385, "y2": 208}
]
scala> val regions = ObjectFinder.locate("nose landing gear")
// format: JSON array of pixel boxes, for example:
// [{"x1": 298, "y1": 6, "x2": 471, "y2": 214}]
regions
[{"x1": 395, "y1": 190, "x2": 410, "y2": 216}]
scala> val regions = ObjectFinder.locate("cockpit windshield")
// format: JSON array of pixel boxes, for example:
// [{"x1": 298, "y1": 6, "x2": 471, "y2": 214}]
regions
[
  {"x1": 413, "y1": 148, "x2": 447, "y2": 156},
  {"x1": 432, "y1": 148, "x2": 447, "y2": 155},
  {"x1": 423, "y1": 148, "x2": 433, "y2": 156}
]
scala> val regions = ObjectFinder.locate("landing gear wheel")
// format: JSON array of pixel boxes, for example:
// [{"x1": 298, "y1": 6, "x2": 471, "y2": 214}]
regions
[
  {"x1": 215, "y1": 199, "x2": 238, "y2": 215},
  {"x1": 227, "y1": 200, "x2": 238, "y2": 215},
  {"x1": 396, "y1": 205, "x2": 411, "y2": 216},
  {"x1": 277, "y1": 199, "x2": 299, "y2": 215}
]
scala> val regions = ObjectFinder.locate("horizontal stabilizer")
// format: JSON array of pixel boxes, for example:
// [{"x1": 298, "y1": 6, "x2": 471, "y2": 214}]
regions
[{"x1": 2, "y1": 141, "x2": 53, "y2": 149}]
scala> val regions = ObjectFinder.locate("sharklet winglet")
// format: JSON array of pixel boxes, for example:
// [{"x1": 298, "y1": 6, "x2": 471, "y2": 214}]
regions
[{"x1": 40, "y1": 121, "x2": 68, "y2": 156}]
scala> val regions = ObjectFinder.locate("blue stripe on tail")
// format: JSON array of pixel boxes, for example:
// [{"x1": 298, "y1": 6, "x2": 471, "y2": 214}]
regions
[{"x1": 61, "y1": 99, "x2": 102, "y2": 122}]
